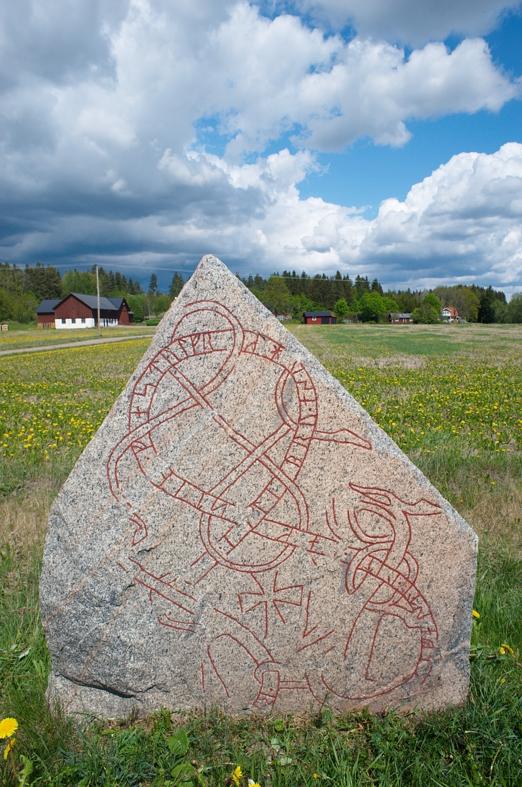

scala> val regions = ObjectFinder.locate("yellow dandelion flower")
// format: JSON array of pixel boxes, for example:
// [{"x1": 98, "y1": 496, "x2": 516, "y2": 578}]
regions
[
  {"x1": 0, "y1": 718, "x2": 18, "y2": 739},
  {"x1": 499, "y1": 643, "x2": 514, "y2": 656},
  {"x1": 231, "y1": 765, "x2": 243, "y2": 786},
  {"x1": 312, "y1": 774, "x2": 320, "y2": 780},
  {"x1": 3, "y1": 737, "x2": 15, "y2": 760},
  {"x1": 472, "y1": 609, "x2": 480, "y2": 620},
  {"x1": 248, "y1": 781, "x2": 261, "y2": 787}
]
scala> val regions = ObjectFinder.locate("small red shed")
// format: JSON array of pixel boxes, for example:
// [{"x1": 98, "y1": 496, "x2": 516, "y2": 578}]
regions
[
  {"x1": 303, "y1": 310, "x2": 336, "y2": 325},
  {"x1": 36, "y1": 299, "x2": 60, "y2": 328}
]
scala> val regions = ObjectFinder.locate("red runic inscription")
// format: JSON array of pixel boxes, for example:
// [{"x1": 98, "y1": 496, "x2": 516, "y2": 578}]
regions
[{"x1": 106, "y1": 300, "x2": 440, "y2": 708}]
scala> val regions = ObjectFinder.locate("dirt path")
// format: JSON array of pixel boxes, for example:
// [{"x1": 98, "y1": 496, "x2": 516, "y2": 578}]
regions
[{"x1": 0, "y1": 334, "x2": 152, "y2": 357}]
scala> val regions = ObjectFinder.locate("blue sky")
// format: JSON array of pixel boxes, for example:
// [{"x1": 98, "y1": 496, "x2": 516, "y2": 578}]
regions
[
  {"x1": 0, "y1": 1, "x2": 521, "y2": 293},
  {"x1": 300, "y1": 11, "x2": 522, "y2": 212},
  {"x1": 300, "y1": 104, "x2": 522, "y2": 212}
]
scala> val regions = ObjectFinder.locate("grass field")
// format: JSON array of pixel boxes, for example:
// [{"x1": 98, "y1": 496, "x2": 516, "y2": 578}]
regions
[
  {"x1": 1, "y1": 323, "x2": 521, "y2": 785},
  {"x1": 0, "y1": 326, "x2": 156, "y2": 353}
]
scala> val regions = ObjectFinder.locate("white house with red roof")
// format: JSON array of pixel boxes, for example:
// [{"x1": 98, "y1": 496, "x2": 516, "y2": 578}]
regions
[{"x1": 441, "y1": 305, "x2": 459, "y2": 322}]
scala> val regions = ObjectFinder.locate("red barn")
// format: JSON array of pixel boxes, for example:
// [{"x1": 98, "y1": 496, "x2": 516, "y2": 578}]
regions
[
  {"x1": 303, "y1": 310, "x2": 336, "y2": 325},
  {"x1": 36, "y1": 293, "x2": 133, "y2": 329}
]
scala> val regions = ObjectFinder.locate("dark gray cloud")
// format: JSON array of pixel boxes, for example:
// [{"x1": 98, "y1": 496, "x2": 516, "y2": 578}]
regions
[
  {"x1": 0, "y1": 0, "x2": 128, "y2": 89},
  {"x1": 294, "y1": 0, "x2": 522, "y2": 46}
]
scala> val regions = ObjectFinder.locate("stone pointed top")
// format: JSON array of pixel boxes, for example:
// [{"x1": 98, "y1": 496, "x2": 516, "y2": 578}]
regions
[
  {"x1": 40, "y1": 255, "x2": 477, "y2": 719},
  {"x1": 195, "y1": 253, "x2": 230, "y2": 272}
]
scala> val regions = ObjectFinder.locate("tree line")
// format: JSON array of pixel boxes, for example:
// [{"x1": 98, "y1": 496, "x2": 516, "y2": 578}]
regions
[
  {"x1": 241, "y1": 271, "x2": 521, "y2": 323},
  {"x1": 0, "y1": 262, "x2": 521, "y2": 324},
  {"x1": 0, "y1": 264, "x2": 177, "y2": 324}
]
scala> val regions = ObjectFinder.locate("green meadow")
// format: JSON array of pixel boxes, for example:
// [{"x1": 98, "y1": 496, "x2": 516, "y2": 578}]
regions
[
  {"x1": 0, "y1": 325, "x2": 156, "y2": 353},
  {"x1": 1, "y1": 323, "x2": 521, "y2": 785}
]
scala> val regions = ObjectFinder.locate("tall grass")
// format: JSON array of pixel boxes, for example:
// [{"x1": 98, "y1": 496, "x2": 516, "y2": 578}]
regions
[{"x1": 1, "y1": 324, "x2": 521, "y2": 785}]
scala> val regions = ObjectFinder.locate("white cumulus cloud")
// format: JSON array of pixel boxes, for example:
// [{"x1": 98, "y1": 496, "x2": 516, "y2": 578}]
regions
[{"x1": 357, "y1": 143, "x2": 522, "y2": 290}]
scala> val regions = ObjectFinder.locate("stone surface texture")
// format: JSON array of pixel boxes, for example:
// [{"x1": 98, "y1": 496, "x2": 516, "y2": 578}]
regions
[{"x1": 40, "y1": 255, "x2": 477, "y2": 719}]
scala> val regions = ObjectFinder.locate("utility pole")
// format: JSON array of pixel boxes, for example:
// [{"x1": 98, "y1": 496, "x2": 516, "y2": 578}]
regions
[{"x1": 96, "y1": 265, "x2": 101, "y2": 335}]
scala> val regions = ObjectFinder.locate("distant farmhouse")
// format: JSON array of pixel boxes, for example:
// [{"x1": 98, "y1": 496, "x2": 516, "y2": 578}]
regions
[
  {"x1": 36, "y1": 293, "x2": 133, "y2": 329},
  {"x1": 389, "y1": 312, "x2": 413, "y2": 324},
  {"x1": 441, "y1": 305, "x2": 459, "y2": 322},
  {"x1": 303, "y1": 310, "x2": 336, "y2": 325}
]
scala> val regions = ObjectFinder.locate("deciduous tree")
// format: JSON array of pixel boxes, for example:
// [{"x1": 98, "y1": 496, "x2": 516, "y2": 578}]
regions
[
  {"x1": 412, "y1": 293, "x2": 441, "y2": 324},
  {"x1": 334, "y1": 297, "x2": 349, "y2": 322}
]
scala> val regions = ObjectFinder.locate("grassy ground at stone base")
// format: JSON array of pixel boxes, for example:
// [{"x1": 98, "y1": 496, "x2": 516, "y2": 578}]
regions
[{"x1": 0, "y1": 323, "x2": 521, "y2": 786}]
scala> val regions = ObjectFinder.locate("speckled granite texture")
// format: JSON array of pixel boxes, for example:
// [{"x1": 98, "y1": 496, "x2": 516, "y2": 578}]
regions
[{"x1": 40, "y1": 255, "x2": 477, "y2": 719}]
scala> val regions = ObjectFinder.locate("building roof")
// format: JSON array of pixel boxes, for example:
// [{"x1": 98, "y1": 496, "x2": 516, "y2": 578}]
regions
[
  {"x1": 36, "y1": 298, "x2": 60, "y2": 314},
  {"x1": 389, "y1": 312, "x2": 412, "y2": 319},
  {"x1": 303, "y1": 311, "x2": 334, "y2": 317},
  {"x1": 37, "y1": 293, "x2": 129, "y2": 317},
  {"x1": 68, "y1": 293, "x2": 124, "y2": 311}
]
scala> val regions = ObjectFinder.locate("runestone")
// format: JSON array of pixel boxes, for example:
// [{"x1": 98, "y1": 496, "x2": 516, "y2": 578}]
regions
[{"x1": 40, "y1": 255, "x2": 477, "y2": 718}]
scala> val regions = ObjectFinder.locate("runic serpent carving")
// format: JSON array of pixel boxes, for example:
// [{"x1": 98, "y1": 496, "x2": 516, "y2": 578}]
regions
[{"x1": 106, "y1": 300, "x2": 441, "y2": 708}]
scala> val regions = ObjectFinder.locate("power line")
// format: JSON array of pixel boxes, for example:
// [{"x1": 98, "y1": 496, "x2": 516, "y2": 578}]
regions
[
  {"x1": 1, "y1": 260, "x2": 195, "y2": 272},
  {"x1": 0, "y1": 263, "x2": 366, "y2": 283}
]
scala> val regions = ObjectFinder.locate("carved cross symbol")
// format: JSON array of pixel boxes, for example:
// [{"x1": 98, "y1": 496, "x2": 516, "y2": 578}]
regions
[{"x1": 238, "y1": 572, "x2": 304, "y2": 639}]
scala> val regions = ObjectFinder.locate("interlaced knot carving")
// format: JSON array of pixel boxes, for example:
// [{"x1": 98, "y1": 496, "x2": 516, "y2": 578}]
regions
[{"x1": 105, "y1": 300, "x2": 440, "y2": 708}]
